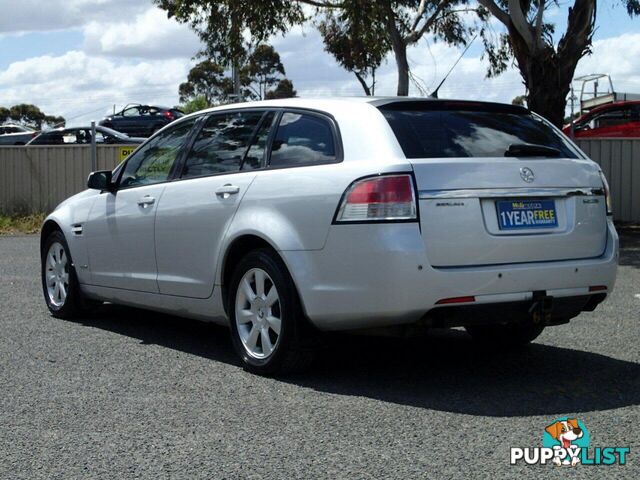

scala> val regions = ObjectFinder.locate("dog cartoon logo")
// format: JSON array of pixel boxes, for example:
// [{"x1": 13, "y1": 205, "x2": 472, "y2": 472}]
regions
[
  {"x1": 543, "y1": 418, "x2": 589, "y2": 466},
  {"x1": 512, "y1": 418, "x2": 628, "y2": 466}
]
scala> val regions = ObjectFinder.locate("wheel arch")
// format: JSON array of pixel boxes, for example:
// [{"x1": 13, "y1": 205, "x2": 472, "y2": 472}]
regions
[
  {"x1": 40, "y1": 219, "x2": 62, "y2": 253},
  {"x1": 220, "y1": 234, "x2": 305, "y2": 317}
]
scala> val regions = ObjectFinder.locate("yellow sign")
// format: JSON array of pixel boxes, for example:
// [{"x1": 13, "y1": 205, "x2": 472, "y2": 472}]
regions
[{"x1": 119, "y1": 146, "x2": 137, "y2": 162}]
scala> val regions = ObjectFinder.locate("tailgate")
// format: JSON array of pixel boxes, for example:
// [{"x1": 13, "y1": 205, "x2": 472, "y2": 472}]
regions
[{"x1": 414, "y1": 159, "x2": 607, "y2": 267}]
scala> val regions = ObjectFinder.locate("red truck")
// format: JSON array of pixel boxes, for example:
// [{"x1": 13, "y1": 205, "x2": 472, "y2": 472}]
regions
[{"x1": 564, "y1": 100, "x2": 640, "y2": 138}]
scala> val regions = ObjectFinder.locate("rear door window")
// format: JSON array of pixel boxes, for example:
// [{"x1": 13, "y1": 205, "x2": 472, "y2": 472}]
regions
[
  {"x1": 269, "y1": 112, "x2": 336, "y2": 167},
  {"x1": 181, "y1": 111, "x2": 263, "y2": 178},
  {"x1": 380, "y1": 102, "x2": 579, "y2": 159}
]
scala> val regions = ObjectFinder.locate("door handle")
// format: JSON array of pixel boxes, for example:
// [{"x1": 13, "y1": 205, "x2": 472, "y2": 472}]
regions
[
  {"x1": 137, "y1": 195, "x2": 156, "y2": 207},
  {"x1": 215, "y1": 184, "x2": 240, "y2": 198}
]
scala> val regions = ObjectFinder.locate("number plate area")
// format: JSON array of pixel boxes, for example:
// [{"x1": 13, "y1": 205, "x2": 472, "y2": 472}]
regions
[{"x1": 496, "y1": 199, "x2": 558, "y2": 230}]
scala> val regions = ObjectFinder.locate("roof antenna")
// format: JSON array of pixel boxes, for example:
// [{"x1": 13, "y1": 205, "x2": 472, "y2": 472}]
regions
[{"x1": 430, "y1": 33, "x2": 477, "y2": 99}]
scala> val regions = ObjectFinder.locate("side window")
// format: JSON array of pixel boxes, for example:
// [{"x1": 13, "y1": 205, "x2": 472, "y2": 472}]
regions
[
  {"x1": 243, "y1": 112, "x2": 276, "y2": 170},
  {"x1": 62, "y1": 132, "x2": 78, "y2": 144},
  {"x1": 79, "y1": 130, "x2": 92, "y2": 144},
  {"x1": 41, "y1": 133, "x2": 63, "y2": 145},
  {"x1": 592, "y1": 107, "x2": 630, "y2": 129},
  {"x1": 269, "y1": 112, "x2": 336, "y2": 167},
  {"x1": 119, "y1": 119, "x2": 196, "y2": 188},
  {"x1": 122, "y1": 107, "x2": 139, "y2": 117},
  {"x1": 182, "y1": 111, "x2": 263, "y2": 178}
]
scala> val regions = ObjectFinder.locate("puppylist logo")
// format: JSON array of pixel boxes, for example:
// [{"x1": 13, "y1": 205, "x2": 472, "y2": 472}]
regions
[{"x1": 510, "y1": 418, "x2": 630, "y2": 467}]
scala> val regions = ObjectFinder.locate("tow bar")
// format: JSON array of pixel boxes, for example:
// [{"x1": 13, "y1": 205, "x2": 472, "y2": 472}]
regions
[{"x1": 529, "y1": 291, "x2": 553, "y2": 323}]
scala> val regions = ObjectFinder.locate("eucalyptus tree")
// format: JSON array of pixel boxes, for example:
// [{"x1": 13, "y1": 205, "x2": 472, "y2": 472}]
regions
[
  {"x1": 155, "y1": 0, "x2": 474, "y2": 96},
  {"x1": 477, "y1": 0, "x2": 640, "y2": 126}
]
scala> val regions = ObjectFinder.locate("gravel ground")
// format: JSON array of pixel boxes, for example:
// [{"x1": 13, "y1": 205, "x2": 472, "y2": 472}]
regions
[{"x1": 0, "y1": 233, "x2": 638, "y2": 479}]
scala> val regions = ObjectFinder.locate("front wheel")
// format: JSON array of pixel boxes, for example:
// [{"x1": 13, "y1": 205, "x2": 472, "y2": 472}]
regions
[
  {"x1": 41, "y1": 230, "x2": 97, "y2": 318},
  {"x1": 465, "y1": 321, "x2": 545, "y2": 345},
  {"x1": 228, "y1": 249, "x2": 315, "y2": 375}
]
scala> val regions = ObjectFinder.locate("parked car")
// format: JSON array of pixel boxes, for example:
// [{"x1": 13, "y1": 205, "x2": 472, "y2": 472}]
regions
[
  {"x1": 99, "y1": 104, "x2": 184, "y2": 138},
  {"x1": 41, "y1": 98, "x2": 618, "y2": 375},
  {"x1": 563, "y1": 100, "x2": 640, "y2": 138},
  {"x1": 28, "y1": 126, "x2": 144, "y2": 146},
  {"x1": 0, "y1": 124, "x2": 37, "y2": 145}
]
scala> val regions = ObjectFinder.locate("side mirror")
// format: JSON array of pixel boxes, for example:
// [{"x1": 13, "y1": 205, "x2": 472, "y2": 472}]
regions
[{"x1": 87, "y1": 170, "x2": 113, "y2": 191}]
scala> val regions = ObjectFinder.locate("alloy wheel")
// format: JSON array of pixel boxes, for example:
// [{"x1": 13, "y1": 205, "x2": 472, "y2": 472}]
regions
[
  {"x1": 234, "y1": 268, "x2": 282, "y2": 359},
  {"x1": 45, "y1": 242, "x2": 69, "y2": 307}
]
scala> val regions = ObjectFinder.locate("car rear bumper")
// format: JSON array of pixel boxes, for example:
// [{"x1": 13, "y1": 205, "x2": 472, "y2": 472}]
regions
[{"x1": 281, "y1": 219, "x2": 618, "y2": 331}]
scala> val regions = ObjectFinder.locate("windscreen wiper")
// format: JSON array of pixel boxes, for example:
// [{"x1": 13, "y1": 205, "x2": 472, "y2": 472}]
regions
[{"x1": 505, "y1": 143, "x2": 562, "y2": 157}]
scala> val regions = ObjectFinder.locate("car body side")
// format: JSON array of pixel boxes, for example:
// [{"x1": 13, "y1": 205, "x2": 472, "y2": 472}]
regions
[
  {"x1": 43, "y1": 98, "x2": 619, "y2": 331},
  {"x1": 0, "y1": 124, "x2": 37, "y2": 145}
]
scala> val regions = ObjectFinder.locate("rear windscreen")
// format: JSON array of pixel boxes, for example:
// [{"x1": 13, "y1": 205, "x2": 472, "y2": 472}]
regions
[{"x1": 379, "y1": 103, "x2": 579, "y2": 159}]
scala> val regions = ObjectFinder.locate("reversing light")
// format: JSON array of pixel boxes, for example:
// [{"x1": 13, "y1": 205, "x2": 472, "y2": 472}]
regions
[
  {"x1": 335, "y1": 174, "x2": 417, "y2": 222},
  {"x1": 599, "y1": 171, "x2": 613, "y2": 216}
]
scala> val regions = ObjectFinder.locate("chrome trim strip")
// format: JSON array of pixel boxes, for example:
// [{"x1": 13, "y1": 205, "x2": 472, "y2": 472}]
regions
[{"x1": 418, "y1": 187, "x2": 603, "y2": 199}]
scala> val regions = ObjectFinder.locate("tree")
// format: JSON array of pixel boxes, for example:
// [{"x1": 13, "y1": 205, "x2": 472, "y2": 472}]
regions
[
  {"x1": 245, "y1": 44, "x2": 286, "y2": 100},
  {"x1": 178, "y1": 59, "x2": 228, "y2": 105},
  {"x1": 155, "y1": 0, "x2": 474, "y2": 97},
  {"x1": 265, "y1": 79, "x2": 297, "y2": 99},
  {"x1": 315, "y1": 1, "x2": 474, "y2": 96},
  {"x1": 179, "y1": 45, "x2": 295, "y2": 104},
  {"x1": 155, "y1": 0, "x2": 305, "y2": 96},
  {"x1": 511, "y1": 94, "x2": 526, "y2": 106},
  {"x1": 318, "y1": 1, "x2": 390, "y2": 95},
  {"x1": 377, "y1": 0, "x2": 473, "y2": 96},
  {"x1": 477, "y1": 0, "x2": 640, "y2": 127},
  {"x1": 181, "y1": 95, "x2": 211, "y2": 114},
  {"x1": 0, "y1": 104, "x2": 65, "y2": 129}
]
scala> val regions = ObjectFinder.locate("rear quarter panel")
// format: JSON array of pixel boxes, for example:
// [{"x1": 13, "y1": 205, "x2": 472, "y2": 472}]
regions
[{"x1": 217, "y1": 103, "x2": 412, "y2": 283}]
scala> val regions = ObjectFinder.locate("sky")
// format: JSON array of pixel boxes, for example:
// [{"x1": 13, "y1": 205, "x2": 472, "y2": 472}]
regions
[{"x1": 0, "y1": 0, "x2": 639, "y2": 126}]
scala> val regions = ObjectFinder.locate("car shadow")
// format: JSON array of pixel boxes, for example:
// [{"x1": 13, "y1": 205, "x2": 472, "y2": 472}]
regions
[{"x1": 73, "y1": 304, "x2": 640, "y2": 418}]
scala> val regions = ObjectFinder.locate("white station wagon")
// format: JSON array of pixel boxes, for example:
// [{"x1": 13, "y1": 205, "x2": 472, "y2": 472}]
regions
[{"x1": 41, "y1": 98, "x2": 618, "y2": 374}]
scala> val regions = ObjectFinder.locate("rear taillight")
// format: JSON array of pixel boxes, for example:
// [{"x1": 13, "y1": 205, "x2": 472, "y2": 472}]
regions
[
  {"x1": 334, "y1": 174, "x2": 417, "y2": 223},
  {"x1": 163, "y1": 111, "x2": 175, "y2": 121},
  {"x1": 599, "y1": 171, "x2": 612, "y2": 216}
]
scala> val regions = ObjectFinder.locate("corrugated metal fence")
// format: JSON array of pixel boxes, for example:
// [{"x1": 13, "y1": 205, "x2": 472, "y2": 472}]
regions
[
  {"x1": 576, "y1": 139, "x2": 640, "y2": 223},
  {"x1": 0, "y1": 145, "x2": 125, "y2": 214},
  {"x1": 0, "y1": 140, "x2": 639, "y2": 222}
]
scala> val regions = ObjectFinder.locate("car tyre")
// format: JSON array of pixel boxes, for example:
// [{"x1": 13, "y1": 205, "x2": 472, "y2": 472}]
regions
[
  {"x1": 465, "y1": 321, "x2": 545, "y2": 345},
  {"x1": 228, "y1": 248, "x2": 316, "y2": 376},
  {"x1": 41, "y1": 230, "x2": 98, "y2": 319}
]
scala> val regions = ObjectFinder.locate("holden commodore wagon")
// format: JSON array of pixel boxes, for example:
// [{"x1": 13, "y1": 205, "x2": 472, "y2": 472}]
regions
[{"x1": 41, "y1": 98, "x2": 618, "y2": 374}]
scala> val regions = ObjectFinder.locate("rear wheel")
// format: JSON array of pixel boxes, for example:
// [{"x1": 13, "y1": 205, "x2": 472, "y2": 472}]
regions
[
  {"x1": 465, "y1": 321, "x2": 545, "y2": 345},
  {"x1": 228, "y1": 249, "x2": 315, "y2": 375},
  {"x1": 41, "y1": 230, "x2": 97, "y2": 318}
]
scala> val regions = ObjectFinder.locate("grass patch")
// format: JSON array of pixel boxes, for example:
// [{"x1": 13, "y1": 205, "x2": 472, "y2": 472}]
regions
[{"x1": 0, "y1": 213, "x2": 45, "y2": 235}]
